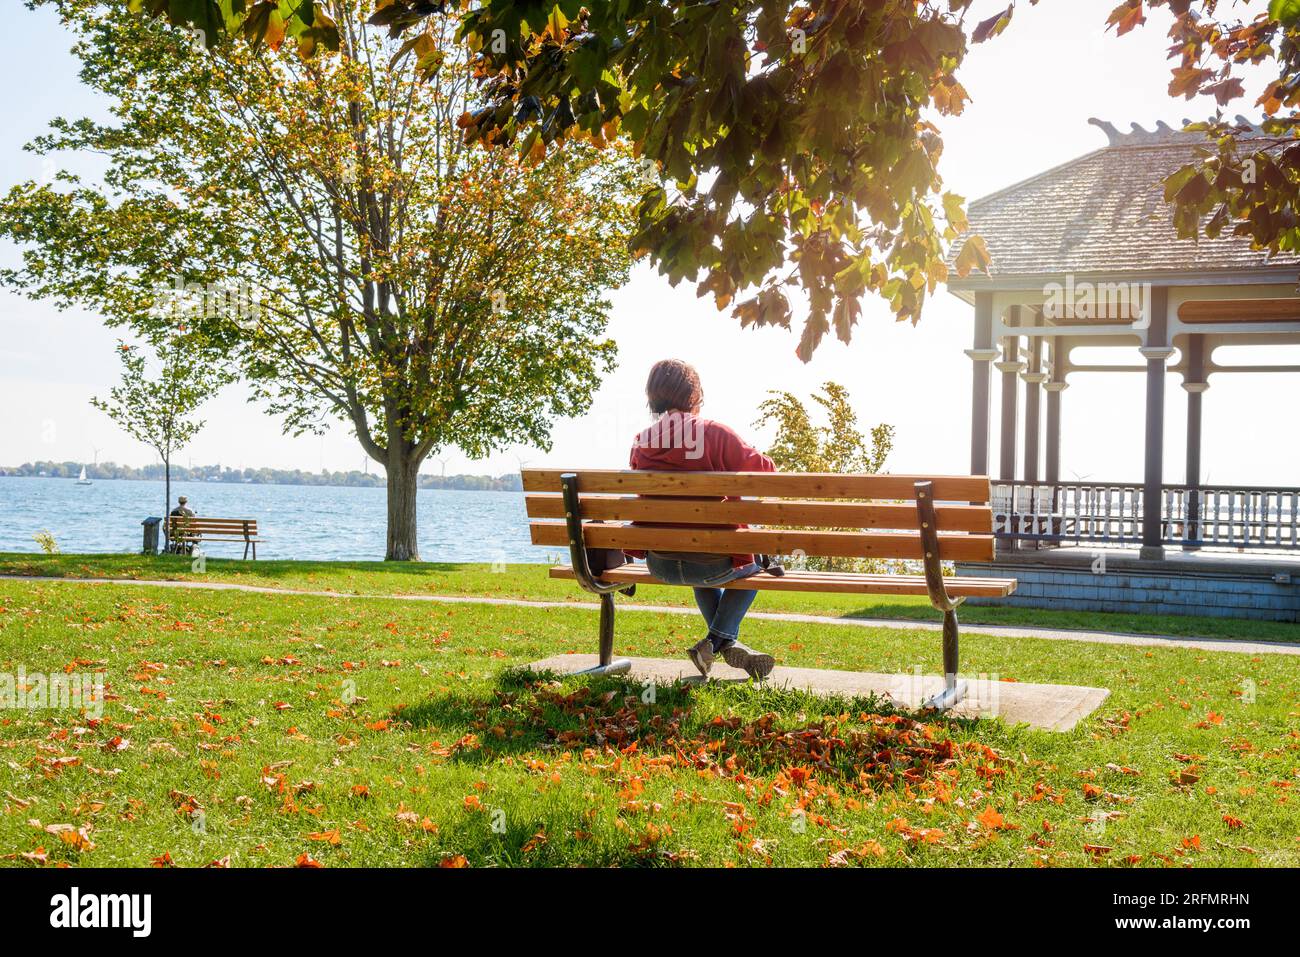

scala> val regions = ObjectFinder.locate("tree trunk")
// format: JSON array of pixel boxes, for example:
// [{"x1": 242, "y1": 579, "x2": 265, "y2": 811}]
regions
[
  {"x1": 163, "y1": 454, "x2": 171, "y2": 553},
  {"x1": 384, "y1": 444, "x2": 422, "y2": 561}
]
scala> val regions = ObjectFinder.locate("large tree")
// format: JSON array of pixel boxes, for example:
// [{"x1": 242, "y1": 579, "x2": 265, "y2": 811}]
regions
[
  {"x1": 120, "y1": 0, "x2": 1300, "y2": 356},
  {"x1": 115, "y1": 0, "x2": 994, "y2": 359},
  {"x1": 1, "y1": 0, "x2": 637, "y2": 559},
  {"x1": 961, "y1": 0, "x2": 1300, "y2": 253},
  {"x1": 1101, "y1": 0, "x2": 1300, "y2": 254}
]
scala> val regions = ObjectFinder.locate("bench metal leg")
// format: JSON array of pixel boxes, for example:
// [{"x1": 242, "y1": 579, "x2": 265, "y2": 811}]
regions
[
  {"x1": 572, "y1": 592, "x2": 631, "y2": 676},
  {"x1": 923, "y1": 678, "x2": 969, "y2": 711},
  {"x1": 922, "y1": 609, "x2": 968, "y2": 710},
  {"x1": 915, "y1": 482, "x2": 973, "y2": 712}
]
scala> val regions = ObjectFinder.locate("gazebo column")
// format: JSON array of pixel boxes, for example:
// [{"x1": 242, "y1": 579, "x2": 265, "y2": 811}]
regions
[
  {"x1": 1183, "y1": 334, "x2": 1208, "y2": 550},
  {"x1": 994, "y1": 307, "x2": 1025, "y2": 553},
  {"x1": 966, "y1": 293, "x2": 998, "y2": 476},
  {"x1": 1044, "y1": 338, "x2": 1067, "y2": 485},
  {"x1": 1139, "y1": 287, "x2": 1172, "y2": 561},
  {"x1": 1021, "y1": 319, "x2": 1047, "y2": 484},
  {"x1": 996, "y1": 306, "x2": 1024, "y2": 482},
  {"x1": 1043, "y1": 340, "x2": 1068, "y2": 544}
]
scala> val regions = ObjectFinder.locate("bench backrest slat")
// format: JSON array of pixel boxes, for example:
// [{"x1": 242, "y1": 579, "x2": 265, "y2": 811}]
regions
[
  {"x1": 163, "y1": 517, "x2": 258, "y2": 534},
  {"x1": 163, "y1": 520, "x2": 256, "y2": 526},
  {"x1": 529, "y1": 521, "x2": 993, "y2": 562},
  {"x1": 521, "y1": 469, "x2": 991, "y2": 503},
  {"x1": 524, "y1": 493, "x2": 993, "y2": 534}
]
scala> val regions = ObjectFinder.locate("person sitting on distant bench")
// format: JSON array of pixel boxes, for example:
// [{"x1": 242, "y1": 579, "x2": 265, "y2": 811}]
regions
[{"x1": 167, "y1": 496, "x2": 196, "y2": 554}]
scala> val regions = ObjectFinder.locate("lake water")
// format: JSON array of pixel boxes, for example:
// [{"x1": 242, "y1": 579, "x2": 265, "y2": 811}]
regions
[{"x1": 0, "y1": 476, "x2": 554, "y2": 563}]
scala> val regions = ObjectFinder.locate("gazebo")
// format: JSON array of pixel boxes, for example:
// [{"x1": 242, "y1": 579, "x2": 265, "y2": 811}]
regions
[{"x1": 946, "y1": 119, "x2": 1300, "y2": 622}]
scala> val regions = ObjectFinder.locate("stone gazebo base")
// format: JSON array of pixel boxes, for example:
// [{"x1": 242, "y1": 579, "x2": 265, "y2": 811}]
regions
[{"x1": 956, "y1": 548, "x2": 1300, "y2": 623}]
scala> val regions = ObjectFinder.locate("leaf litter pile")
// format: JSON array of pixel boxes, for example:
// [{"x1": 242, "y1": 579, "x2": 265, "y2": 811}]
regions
[{"x1": 437, "y1": 678, "x2": 1030, "y2": 865}]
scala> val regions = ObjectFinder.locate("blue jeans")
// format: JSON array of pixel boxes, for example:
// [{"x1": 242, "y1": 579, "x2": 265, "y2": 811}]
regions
[{"x1": 645, "y1": 554, "x2": 761, "y2": 643}]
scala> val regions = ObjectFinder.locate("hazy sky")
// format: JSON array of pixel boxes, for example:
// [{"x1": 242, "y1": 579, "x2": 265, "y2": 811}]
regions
[{"x1": 1, "y1": 0, "x2": 1294, "y2": 486}]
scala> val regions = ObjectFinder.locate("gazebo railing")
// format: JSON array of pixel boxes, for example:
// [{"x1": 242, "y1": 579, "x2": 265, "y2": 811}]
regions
[{"x1": 992, "y1": 481, "x2": 1300, "y2": 551}]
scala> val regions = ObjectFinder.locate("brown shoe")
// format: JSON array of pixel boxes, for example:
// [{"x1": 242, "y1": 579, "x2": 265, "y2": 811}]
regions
[
  {"x1": 721, "y1": 642, "x2": 775, "y2": 681},
  {"x1": 687, "y1": 638, "x2": 715, "y2": 677}
]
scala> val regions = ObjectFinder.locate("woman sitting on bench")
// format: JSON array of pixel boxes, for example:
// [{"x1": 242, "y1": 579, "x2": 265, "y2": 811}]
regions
[{"x1": 628, "y1": 359, "x2": 777, "y2": 680}]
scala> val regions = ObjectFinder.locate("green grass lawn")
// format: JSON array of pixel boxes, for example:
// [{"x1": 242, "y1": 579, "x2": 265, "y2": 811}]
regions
[
  {"x1": 2, "y1": 552, "x2": 1297, "y2": 644},
  {"x1": 1, "y1": 574, "x2": 1297, "y2": 868}
]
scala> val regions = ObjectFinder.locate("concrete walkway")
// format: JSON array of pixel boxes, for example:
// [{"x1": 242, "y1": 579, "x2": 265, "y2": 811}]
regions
[
  {"x1": 4, "y1": 573, "x2": 1297, "y2": 657},
  {"x1": 529, "y1": 654, "x2": 1111, "y2": 732}
]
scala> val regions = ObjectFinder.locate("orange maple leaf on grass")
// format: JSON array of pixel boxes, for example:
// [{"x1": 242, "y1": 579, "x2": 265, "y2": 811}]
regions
[
  {"x1": 21, "y1": 847, "x2": 48, "y2": 865},
  {"x1": 976, "y1": 806, "x2": 1018, "y2": 832},
  {"x1": 887, "y1": 818, "x2": 946, "y2": 845}
]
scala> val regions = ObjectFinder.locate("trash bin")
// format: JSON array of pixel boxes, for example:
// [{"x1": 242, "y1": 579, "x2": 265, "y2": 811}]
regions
[{"x1": 141, "y1": 517, "x2": 161, "y2": 555}]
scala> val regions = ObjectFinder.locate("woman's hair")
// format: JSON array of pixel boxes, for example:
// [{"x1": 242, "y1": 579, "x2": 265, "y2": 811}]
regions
[{"x1": 645, "y1": 359, "x2": 704, "y2": 414}]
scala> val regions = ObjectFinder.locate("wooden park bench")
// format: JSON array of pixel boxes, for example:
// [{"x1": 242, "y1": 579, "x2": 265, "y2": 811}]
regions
[
  {"x1": 523, "y1": 469, "x2": 1017, "y2": 711},
  {"x1": 163, "y1": 516, "x2": 263, "y2": 560}
]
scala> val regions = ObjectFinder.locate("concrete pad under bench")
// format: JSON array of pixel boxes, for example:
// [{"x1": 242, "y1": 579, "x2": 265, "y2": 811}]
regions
[{"x1": 526, "y1": 654, "x2": 1110, "y2": 732}]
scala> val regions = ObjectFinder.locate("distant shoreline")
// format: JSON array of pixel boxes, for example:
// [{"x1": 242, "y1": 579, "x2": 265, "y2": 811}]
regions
[{"x1": 0, "y1": 466, "x2": 523, "y2": 492}]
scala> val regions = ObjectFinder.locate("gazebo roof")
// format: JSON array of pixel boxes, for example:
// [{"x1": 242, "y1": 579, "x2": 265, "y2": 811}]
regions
[{"x1": 946, "y1": 119, "x2": 1300, "y2": 288}]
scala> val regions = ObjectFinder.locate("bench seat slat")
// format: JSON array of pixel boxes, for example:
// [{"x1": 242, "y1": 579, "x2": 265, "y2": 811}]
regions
[
  {"x1": 530, "y1": 520, "x2": 995, "y2": 562},
  {"x1": 524, "y1": 493, "x2": 992, "y2": 533},
  {"x1": 167, "y1": 532, "x2": 262, "y2": 538},
  {"x1": 522, "y1": 469, "x2": 991, "y2": 503},
  {"x1": 548, "y1": 565, "x2": 1016, "y2": 598}
]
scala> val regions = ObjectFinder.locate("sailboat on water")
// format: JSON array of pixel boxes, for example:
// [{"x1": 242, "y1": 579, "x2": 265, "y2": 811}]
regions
[{"x1": 76, "y1": 466, "x2": 92, "y2": 486}]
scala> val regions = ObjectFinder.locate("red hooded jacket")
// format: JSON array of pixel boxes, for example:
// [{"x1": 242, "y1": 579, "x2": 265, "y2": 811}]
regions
[{"x1": 628, "y1": 411, "x2": 776, "y2": 568}]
